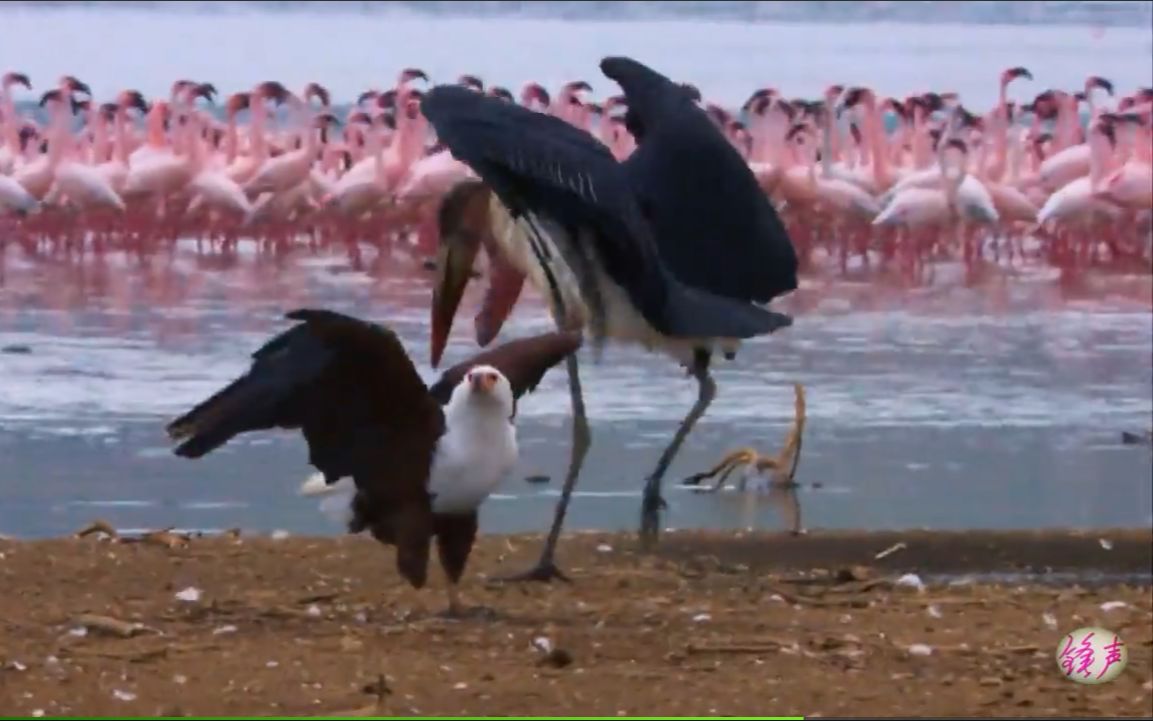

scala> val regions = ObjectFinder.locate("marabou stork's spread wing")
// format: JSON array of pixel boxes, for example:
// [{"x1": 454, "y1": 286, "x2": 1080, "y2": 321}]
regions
[
  {"x1": 421, "y1": 85, "x2": 669, "y2": 328},
  {"x1": 422, "y1": 85, "x2": 792, "y2": 341},
  {"x1": 601, "y1": 56, "x2": 799, "y2": 306},
  {"x1": 166, "y1": 308, "x2": 443, "y2": 587}
]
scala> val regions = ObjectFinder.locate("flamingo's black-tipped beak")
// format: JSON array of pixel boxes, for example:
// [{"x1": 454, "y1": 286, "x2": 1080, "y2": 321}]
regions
[
  {"x1": 920, "y1": 92, "x2": 945, "y2": 113},
  {"x1": 1005, "y1": 66, "x2": 1033, "y2": 83},
  {"x1": 840, "y1": 87, "x2": 868, "y2": 110},
  {"x1": 1096, "y1": 120, "x2": 1116, "y2": 146},
  {"x1": 524, "y1": 84, "x2": 551, "y2": 108},
  {"x1": 566, "y1": 80, "x2": 593, "y2": 94},
  {"x1": 884, "y1": 98, "x2": 908, "y2": 121},
  {"x1": 346, "y1": 111, "x2": 372, "y2": 126},
  {"x1": 305, "y1": 82, "x2": 331, "y2": 107},
  {"x1": 401, "y1": 67, "x2": 429, "y2": 84},
  {"x1": 196, "y1": 83, "x2": 217, "y2": 104},
  {"x1": 225, "y1": 92, "x2": 250, "y2": 116},
  {"x1": 944, "y1": 138, "x2": 969, "y2": 155},
  {"x1": 1088, "y1": 76, "x2": 1115, "y2": 97},
  {"x1": 314, "y1": 112, "x2": 341, "y2": 129},
  {"x1": 38, "y1": 89, "x2": 63, "y2": 107},
  {"x1": 121, "y1": 90, "x2": 149, "y2": 114},
  {"x1": 458, "y1": 74, "x2": 484, "y2": 92},
  {"x1": 356, "y1": 89, "x2": 379, "y2": 107},
  {"x1": 257, "y1": 80, "x2": 290, "y2": 105},
  {"x1": 785, "y1": 122, "x2": 810, "y2": 143},
  {"x1": 63, "y1": 76, "x2": 91, "y2": 97},
  {"x1": 487, "y1": 86, "x2": 513, "y2": 102},
  {"x1": 3, "y1": 72, "x2": 31, "y2": 90}
]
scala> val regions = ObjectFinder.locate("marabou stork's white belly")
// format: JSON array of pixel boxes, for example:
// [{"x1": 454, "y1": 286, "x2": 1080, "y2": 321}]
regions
[{"x1": 487, "y1": 196, "x2": 740, "y2": 366}]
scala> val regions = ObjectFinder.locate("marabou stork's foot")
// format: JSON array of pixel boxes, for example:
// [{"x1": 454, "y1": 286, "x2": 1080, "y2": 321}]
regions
[
  {"x1": 488, "y1": 559, "x2": 572, "y2": 585},
  {"x1": 638, "y1": 479, "x2": 668, "y2": 550}
]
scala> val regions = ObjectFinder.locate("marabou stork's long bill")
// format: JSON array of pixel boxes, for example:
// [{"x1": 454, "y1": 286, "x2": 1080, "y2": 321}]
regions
[
  {"x1": 421, "y1": 56, "x2": 799, "y2": 581},
  {"x1": 165, "y1": 309, "x2": 580, "y2": 616}
]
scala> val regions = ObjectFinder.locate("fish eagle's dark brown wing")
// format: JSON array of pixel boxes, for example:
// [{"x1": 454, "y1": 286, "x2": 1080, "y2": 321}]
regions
[
  {"x1": 165, "y1": 308, "x2": 444, "y2": 588},
  {"x1": 427, "y1": 331, "x2": 583, "y2": 416}
]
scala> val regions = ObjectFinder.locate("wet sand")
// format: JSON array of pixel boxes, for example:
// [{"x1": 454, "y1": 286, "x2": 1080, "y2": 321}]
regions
[{"x1": 0, "y1": 528, "x2": 1151, "y2": 717}]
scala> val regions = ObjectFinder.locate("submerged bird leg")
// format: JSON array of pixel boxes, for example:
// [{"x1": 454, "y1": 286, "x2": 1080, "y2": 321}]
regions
[
  {"x1": 491, "y1": 218, "x2": 588, "y2": 585},
  {"x1": 681, "y1": 448, "x2": 760, "y2": 493},
  {"x1": 639, "y1": 348, "x2": 716, "y2": 549}
]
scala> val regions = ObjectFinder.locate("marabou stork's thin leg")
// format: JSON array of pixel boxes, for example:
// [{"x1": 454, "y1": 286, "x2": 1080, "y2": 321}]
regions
[
  {"x1": 639, "y1": 349, "x2": 716, "y2": 549},
  {"x1": 491, "y1": 218, "x2": 590, "y2": 584},
  {"x1": 493, "y1": 353, "x2": 590, "y2": 583}
]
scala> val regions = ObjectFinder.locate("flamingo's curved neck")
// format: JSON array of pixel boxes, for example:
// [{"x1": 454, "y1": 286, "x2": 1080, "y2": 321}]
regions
[
  {"x1": 113, "y1": 107, "x2": 130, "y2": 166},
  {"x1": 861, "y1": 97, "x2": 890, "y2": 190}
]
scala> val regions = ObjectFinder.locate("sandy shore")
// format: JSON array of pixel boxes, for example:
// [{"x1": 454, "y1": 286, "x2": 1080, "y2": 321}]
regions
[{"x1": 1, "y1": 527, "x2": 1151, "y2": 717}]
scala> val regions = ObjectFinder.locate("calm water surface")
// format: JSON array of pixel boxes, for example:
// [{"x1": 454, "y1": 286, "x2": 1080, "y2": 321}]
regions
[{"x1": 0, "y1": 240, "x2": 1149, "y2": 538}]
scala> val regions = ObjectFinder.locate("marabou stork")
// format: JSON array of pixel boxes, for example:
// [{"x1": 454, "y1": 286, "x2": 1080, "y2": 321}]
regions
[{"x1": 421, "y1": 56, "x2": 798, "y2": 583}]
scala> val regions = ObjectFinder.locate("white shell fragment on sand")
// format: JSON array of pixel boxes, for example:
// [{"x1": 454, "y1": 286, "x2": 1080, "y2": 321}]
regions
[
  {"x1": 112, "y1": 690, "x2": 137, "y2": 702},
  {"x1": 1100, "y1": 601, "x2": 1128, "y2": 612},
  {"x1": 692, "y1": 613, "x2": 712, "y2": 623},
  {"x1": 926, "y1": 605, "x2": 943, "y2": 619},
  {"x1": 1099, "y1": 538, "x2": 1113, "y2": 550},
  {"x1": 596, "y1": 544, "x2": 613, "y2": 553},
  {"x1": 874, "y1": 542, "x2": 907, "y2": 560},
  {"x1": 907, "y1": 644, "x2": 933, "y2": 656},
  {"x1": 1042, "y1": 612, "x2": 1058, "y2": 629},
  {"x1": 896, "y1": 573, "x2": 926, "y2": 591},
  {"x1": 271, "y1": 529, "x2": 290, "y2": 540},
  {"x1": 174, "y1": 586, "x2": 201, "y2": 603},
  {"x1": 532, "y1": 637, "x2": 553, "y2": 654}
]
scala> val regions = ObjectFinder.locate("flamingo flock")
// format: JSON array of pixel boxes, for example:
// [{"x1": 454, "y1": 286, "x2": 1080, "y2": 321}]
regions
[{"x1": 0, "y1": 67, "x2": 1150, "y2": 294}]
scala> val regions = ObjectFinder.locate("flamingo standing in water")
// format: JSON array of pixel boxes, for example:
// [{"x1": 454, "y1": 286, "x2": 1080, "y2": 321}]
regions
[
  {"x1": 0, "y1": 71, "x2": 33, "y2": 175},
  {"x1": 0, "y1": 63, "x2": 1150, "y2": 290}
]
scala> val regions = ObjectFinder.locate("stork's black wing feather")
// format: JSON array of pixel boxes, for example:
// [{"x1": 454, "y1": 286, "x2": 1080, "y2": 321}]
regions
[
  {"x1": 421, "y1": 85, "x2": 670, "y2": 329},
  {"x1": 422, "y1": 85, "x2": 791, "y2": 341},
  {"x1": 601, "y1": 56, "x2": 799, "y2": 305}
]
